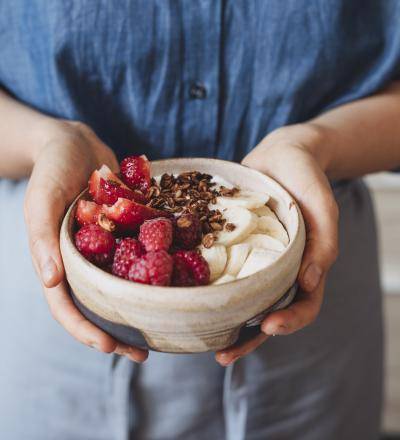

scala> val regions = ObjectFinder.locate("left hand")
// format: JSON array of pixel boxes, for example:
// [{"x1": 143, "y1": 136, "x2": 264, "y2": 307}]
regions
[{"x1": 215, "y1": 124, "x2": 339, "y2": 366}]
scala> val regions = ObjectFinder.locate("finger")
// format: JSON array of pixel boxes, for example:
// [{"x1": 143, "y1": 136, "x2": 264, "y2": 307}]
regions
[
  {"x1": 25, "y1": 179, "x2": 66, "y2": 288},
  {"x1": 44, "y1": 281, "x2": 148, "y2": 361},
  {"x1": 114, "y1": 344, "x2": 149, "y2": 363},
  {"x1": 297, "y1": 178, "x2": 339, "y2": 292},
  {"x1": 261, "y1": 277, "x2": 326, "y2": 336},
  {"x1": 215, "y1": 332, "x2": 269, "y2": 367}
]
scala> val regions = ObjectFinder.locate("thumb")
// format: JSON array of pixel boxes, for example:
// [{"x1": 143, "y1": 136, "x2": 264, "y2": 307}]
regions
[{"x1": 24, "y1": 180, "x2": 66, "y2": 288}]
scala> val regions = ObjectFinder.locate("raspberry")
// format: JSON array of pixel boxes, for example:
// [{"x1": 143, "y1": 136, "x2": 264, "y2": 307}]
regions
[
  {"x1": 75, "y1": 224, "x2": 116, "y2": 266},
  {"x1": 172, "y1": 250, "x2": 210, "y2": 286},
  {"x1": 139, "y1": 218, "x2": 173, "y2": 252},
  {"x1": 173, "y1": 213, "x2": 202, "y2": 250},
  {"x1": 120, "y1": 155, "x2": 151, "y2": 192},
  {"x1": 112, "y1": 238, "x2": 144, "y2": 279},
  {"x1": 75, "y1": 199, "x2": 103, "y2": 226},
  {"x1": 171, "y1": 254, "x2": 195, "y2": 286},
  {"x1": 128, "y1": 250, "x2": 173, "y2": 286}
]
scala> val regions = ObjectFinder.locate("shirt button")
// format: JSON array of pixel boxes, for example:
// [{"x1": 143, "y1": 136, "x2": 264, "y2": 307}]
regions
[{"x1": 189, "y1": 82, "x2": 207, "y2": 99}]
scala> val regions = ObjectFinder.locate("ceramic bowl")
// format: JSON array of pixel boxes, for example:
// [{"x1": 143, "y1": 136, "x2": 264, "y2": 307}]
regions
[{"x1": 60, "y1": 158, "x2": 305, "y2": 353}]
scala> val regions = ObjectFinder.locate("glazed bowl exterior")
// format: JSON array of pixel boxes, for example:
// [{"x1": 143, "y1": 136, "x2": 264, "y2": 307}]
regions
[{"x1": 60, "y1": 158, "x2": 305, "y2": 353}]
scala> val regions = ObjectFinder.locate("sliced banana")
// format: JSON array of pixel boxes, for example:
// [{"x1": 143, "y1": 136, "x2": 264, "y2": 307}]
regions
[
  {"x1": 215, "y1": 190, "x2": 270, "y2": 210},
  {"x1": 199, "y1": 244, "x2": 227, "y2": 281},
  {"x1": 243, "y1": 233, "x2": 285, "y2": 251},
  {"x1": 252, "y1": 205, "x2": 275, "y2": 217},
  {"x1": 224, "y1": 243, "x2": 251, "y2": 276},
  {"x1": 216, "y1": 207, "x2": 258, "y2": 246},
  {"x1": 257, "y1": 216, "x2": 289, "y2": 246},
  {"x1": 213, "y1": 274, "x2": 236, "y2": 285},
  {"x1": 237, "y1": 248, "x2": 279, "y2": 279}
]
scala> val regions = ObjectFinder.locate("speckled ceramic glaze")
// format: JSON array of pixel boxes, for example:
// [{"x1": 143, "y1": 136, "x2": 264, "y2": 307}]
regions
[{"x1": 60, "y1": 158, "x2": 305, "y2": 353}]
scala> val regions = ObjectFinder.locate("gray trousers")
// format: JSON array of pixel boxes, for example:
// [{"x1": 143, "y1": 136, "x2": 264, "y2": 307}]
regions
[{"x1": 0, "y1": 179, "x2": 382, "y2": 440}]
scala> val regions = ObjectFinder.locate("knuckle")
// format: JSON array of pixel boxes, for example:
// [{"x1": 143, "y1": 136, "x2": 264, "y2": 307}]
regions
[
  {"x1": 47, "y1": 300, "x2": 62, "y2": 325},
  {"x1": 98, "y1": 338, "x2": 117, "y2": 354},
  {"x1": 29, "y1": 233, "x2": 45, "y2": 262},
  {"x1": 23, "y1": 193, "x2": 34, "y2": 221},
  {"x1": 325, "y1": 241, "x2": 339, "y2": 264},
  {"x1": 328, "y1": 197, "x2": 339, "y2": 220},
  {"x1": 68, "y1": 120, "x2": 90, "y2": 134},
  {"x1": 72, "y1": 318, "x2": 94, "y2": 346}
]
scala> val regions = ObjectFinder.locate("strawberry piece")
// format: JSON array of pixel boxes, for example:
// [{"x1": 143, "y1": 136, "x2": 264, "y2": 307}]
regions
[
  {"x1": 75, "y1": 224, "x2": 116, "y2": 266},
  {"x1": 120, "y1": 155, "x2": 151, "y2": 191},
  {"x1": 128, "y1": 250, "x2": 173, "y2": 286},
  {"x1": 103, "y1": 198, "x2": 170, "y2": 231},
  {"x1": 89, "y1": 164, "x2": 146, "y2": 205},
  {"x1": 139, "y1": 218, "x2": 173, "y2": 252},
  {"x1": 173, "y1": 213, "x2": 202, "y2": 249},
  {"x1": 172, "y1": 250, "x2": 210, "y2": 286},
  {"x1": 75, "y1": 199, "x2": 103, "y2": 226},
  {"x1": 112, "y1": 238, "x2": 144, "y2": 279}
]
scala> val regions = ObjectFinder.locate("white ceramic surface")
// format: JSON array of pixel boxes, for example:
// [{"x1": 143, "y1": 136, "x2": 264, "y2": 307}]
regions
[{"x1": 60, "y1": 158, "x2": 306, "y2": 353}]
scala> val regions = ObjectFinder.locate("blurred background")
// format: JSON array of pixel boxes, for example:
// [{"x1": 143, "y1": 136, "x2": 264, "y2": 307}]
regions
[{"x1": 366, "y1": 173, "x2": 400, "y2": 438}]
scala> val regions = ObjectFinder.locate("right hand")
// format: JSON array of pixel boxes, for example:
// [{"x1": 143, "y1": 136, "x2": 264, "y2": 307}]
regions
[{"x1": 24, "y1": 120, "x2": 148, "y2": 362}]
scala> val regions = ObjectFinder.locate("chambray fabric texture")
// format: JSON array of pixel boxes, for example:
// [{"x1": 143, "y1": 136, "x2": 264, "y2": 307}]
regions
[{"x1": 0, "y1": 1, "x2": 398, "y2": 439}]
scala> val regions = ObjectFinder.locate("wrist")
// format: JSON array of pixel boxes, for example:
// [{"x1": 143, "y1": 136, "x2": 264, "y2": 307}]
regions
[
  {"x1": 29, "y1": 117, "x2": 69, "y2": 164},
  {"x1": 264, "y1": 123, "x2": 335, "y2": 174},
  {"x1": 30, "y1": 118, "x2": 100, "y2": 164}
]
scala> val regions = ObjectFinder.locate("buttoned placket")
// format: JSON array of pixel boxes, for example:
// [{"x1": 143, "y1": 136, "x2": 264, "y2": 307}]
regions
[{"x1": 177, "y1": 1, "x2": 222, "y2": 158}]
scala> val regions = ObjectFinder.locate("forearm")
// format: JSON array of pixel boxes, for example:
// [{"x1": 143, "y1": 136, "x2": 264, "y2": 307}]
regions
[
  {"x1": 267, "y1": 81, "x2": 400, "y2": 180},
  {"x1": 309, "y1": 80, "x2": 400, "y2": 179},
  {"x1": 0, "y1": 88, "x2": 59, "y2": 179}
]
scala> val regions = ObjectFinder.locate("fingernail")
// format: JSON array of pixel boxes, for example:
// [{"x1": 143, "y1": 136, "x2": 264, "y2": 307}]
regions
[
  {"x1": 40, "y1": 258, "x2": 57, "y2": 286},
  {"x1": 126, "y1": 354, "x2": 143, "y2": 363},
  {"x1": 263, "y1": 323, "x2": 287, "y2": 336},
  {"x1": 303, "y1": 263, "x2": 322, "y2": 291},
  {"x1": 216, "y1": 353, "x2": 230, "y2": 366},
  {"x1": 228, "y1": 356, "x2": 240, "y2": 365},
  {"x1": 218, "y1": 352, "x2": 230, "y2": 360}
]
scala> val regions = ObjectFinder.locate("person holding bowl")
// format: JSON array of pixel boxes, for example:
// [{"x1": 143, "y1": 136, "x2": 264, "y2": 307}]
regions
[{"x1": 0, "y1": 1, "x2": 399, "y2": 439}]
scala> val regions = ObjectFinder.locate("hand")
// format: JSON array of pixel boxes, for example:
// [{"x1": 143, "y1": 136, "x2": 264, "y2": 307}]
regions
[
  {"x1": 24, "y1": 120, "x2": 148, "y2": 362},
  {"x1": 216, "y1": 124, "x2": 339, "y2": 366}
]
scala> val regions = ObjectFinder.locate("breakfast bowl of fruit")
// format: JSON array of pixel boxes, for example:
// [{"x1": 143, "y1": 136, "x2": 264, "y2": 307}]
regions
[{"x1": 60, "y1": 155, "x2": 305, "y2": 353}]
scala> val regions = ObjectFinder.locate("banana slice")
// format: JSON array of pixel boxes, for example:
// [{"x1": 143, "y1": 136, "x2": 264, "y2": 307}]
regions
[
  {"x1": 237, "y1": 248, "x2": 279, "y2": 279},
  {"x1": 199, "y1": 244, "x2": 227, "y2": 281},
  {"x1": 213, "y1": 274, "x2": 236, "y2": 285},
  {"x1": 252, "y1": 205, "x2": 276, "y2": 217},
  {"x1": 216, "y1": 207, "x2": 258, "y2": 246},
  {"x1": 257, "y1": 216, "x2": 289, "y2": 246},
  {"x1": 243, "y1": 233, "x2": 285, "y2": 251},
  {"x1": 216, "y1": 190, "x2": 270, "y2": 210},
  {"x1": 224, "y1": 243, "x2": 251, "y2": 276}
]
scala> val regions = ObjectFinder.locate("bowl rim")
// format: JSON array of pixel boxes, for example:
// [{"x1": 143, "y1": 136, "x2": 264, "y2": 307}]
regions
[{"x1": 61, "y1": 157, "x2": 303, "y2": 295}]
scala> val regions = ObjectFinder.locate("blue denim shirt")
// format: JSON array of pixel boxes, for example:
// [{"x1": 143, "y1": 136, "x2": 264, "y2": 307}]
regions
[{"x1": 0, "y1": 0, "x2": 399, "y2": 162}]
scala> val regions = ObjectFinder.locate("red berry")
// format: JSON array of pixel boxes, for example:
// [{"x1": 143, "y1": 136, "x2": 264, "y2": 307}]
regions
[
  {"x1": 120, "y1": 155, "x2": 151, "y2": 192},
  {"x1": 103, "y1": 198, "x2": 171, "y2": 231},
  {"x1": 171, "y1": 254, "x2": 195, "y2": 286},
  {"x1": 128, "y1": 250, "x2": 173, "y2": 286},
  {"x1": 172, "y1": 250, "x2": 210, "y2": 286},
  {"x1": 139, "y1": 218, "x2": 173, "y2": 252},
  {"x1": 75, "y1": 199, "x2": 103, "y2": 226},
  {"x1": 89, "y1": 164, "x2": 146, "y2": 205},
  {"x1": 112, "y1": 238, "x2": 144, "y2": 279},
  {"x1": 75, "y1": 224, "x2": 116, "y2": 266},
  {"x1": 173, "y1": 213, "x2": 202, "y2": 249}
]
